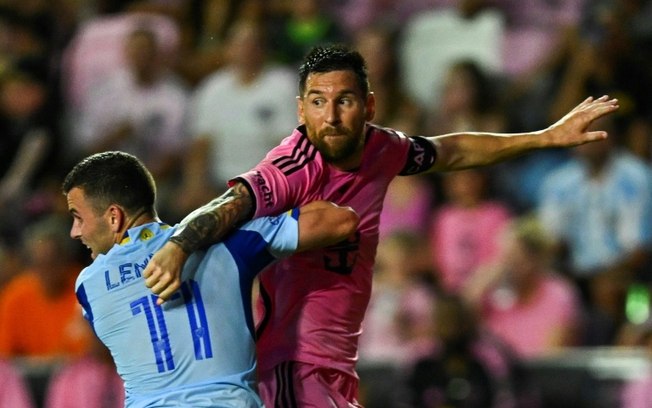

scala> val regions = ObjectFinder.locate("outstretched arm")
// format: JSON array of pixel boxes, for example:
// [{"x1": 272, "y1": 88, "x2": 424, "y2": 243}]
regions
[
  {"x1": 425, "y1": 95, "x2": 619, "y2": 172},
  {"x1": 295, "y1": 201, "x2": 359, "y2": 252},
  {"x1": 144, "y1": 182, "x2": 253, "y2": 303}
]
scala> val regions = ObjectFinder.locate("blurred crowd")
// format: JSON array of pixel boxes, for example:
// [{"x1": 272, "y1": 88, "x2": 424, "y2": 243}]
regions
[{"x1": 1, "y1": 0, "x2": 652, "y2": 407}]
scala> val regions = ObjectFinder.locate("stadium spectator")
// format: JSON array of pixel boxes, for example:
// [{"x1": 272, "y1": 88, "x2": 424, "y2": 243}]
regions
[
  {"x1": 0, "y1": 215, "x2": 92, "y2": 360},
  {"x1": 463, "y1": 215, "x2": 583, "y2": 358}
]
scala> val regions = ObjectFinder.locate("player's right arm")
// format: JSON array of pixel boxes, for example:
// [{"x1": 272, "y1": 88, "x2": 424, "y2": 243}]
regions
[
  {"x1": 423, "y1": 96, "x2": 619, "y2": 172},
  {"x1": 144, "y1": 181, "x2": 253, "y2": 303},
  {"x1": 295, "y1": 201, "x2": 359, "y2": 252}
]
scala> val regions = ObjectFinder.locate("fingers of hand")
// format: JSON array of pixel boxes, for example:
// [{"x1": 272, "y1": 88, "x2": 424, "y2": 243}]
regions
[
  {"x1": 595, "y1": 97, "x2": 619, "y2": 111},
  {"x1": 156, "y1": 283, "x2": 180, "y2": 306},
  {"x1": 591, "y1": 99, "x2": 619, "y2": 118},
  {"x1": 581, "y1": 95, "x2": 615, "y2": 110},
  {"x1": 143, "y1": 264, "x2": 153, "y2": 279},
  {"x1": 144, "y1": 269, "x2": 161, "y2": 288},
  {"x1": 585, "y1": 130, "x2": 608, "y2": 142},
  {"x1": 149, "y1": 274, "x2": 175, "y2": 294},
  {"x1": 574, "y1": 98, "x2": 618, "y2": 124}
]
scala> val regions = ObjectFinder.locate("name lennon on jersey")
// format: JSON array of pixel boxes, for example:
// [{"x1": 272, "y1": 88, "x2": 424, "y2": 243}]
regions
[{"x1": 104, "y1": 253, "x2": 154, "y2": 292}]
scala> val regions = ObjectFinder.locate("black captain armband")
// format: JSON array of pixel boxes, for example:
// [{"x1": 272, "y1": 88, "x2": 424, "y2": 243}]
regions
[{"x1": 399, "y1": 136, "x2": 437, "y2": 175}]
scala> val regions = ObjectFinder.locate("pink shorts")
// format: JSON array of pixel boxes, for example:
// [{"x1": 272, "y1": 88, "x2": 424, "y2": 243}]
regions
[{"x1": 258, "y1": 361, "x2": 362, "y2": 408}]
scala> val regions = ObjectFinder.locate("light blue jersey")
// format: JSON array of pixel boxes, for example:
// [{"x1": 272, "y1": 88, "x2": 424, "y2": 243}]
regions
[
  {"x1": 539, "y1": 151, "x2": 652, "y2": 276},
  {"x1": 75, "y1": 210, "x2": 299, "y2": 407}
]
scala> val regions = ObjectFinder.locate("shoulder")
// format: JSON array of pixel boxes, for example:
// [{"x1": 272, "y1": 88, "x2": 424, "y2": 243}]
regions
[
  {"x1": 367, "y1": 124, "x2": 410, "y2": 143},
  {"x1": 265, "y1": 127, "x2": 321, "y2": 172},
  {"x1": 75, "y1": 259, "x2": 106, "y2": 291},
  {"x1": 363, "y1": 124, "x2": 413, "y2": 162}
]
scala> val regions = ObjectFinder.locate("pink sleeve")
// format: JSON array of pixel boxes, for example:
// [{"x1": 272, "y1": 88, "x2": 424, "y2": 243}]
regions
[
  {"x1": 228, "y1": 132, "x2": 321, "y2": 218},
  {"x1": 230, "y1": 164, "x2": 295, "y2": 218}
]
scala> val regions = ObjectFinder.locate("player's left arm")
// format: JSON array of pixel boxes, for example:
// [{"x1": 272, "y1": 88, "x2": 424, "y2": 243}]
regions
[
  {"x1": 419, "y1": 95, "x2": 619, "y2": 172},
  {"x1": 295, "y1": 201, "x2": 359, "y2": 252},
  {"x1": 144, "y1": 182, "x2": 254, "y2": 304}
]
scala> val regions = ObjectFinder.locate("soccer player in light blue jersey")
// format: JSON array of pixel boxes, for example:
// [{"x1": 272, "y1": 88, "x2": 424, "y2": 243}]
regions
[{"x1": 62, "y1": 151, "x2": 359, "y2": 408}]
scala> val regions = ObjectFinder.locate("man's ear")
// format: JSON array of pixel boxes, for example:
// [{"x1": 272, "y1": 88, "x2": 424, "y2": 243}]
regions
[
  {"x1": 365, "y1": 92, "x2": 376, "y2": 122},
  {"x1": 107, "y1": 205, "x2": 125, "y2": 233},
  {"x1": 297, "y1": 96, "x2": 305, "y2": 124}
]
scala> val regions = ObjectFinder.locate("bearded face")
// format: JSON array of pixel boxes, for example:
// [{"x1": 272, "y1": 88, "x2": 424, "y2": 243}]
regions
[{"x1": 298, "y1": 70, "x2": 374, "y2": 170}]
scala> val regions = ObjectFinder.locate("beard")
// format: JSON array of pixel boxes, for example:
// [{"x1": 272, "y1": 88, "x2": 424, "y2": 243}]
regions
[{"x1": 307, "y1": 123, "x2": 365, "y2": 164}]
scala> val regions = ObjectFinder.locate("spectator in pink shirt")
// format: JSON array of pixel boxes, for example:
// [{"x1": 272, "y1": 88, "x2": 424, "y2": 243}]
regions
[
  {"x1": 0, "y1": 360, "x2": 35, "y2": 408},
  {"x1": 429, "y1": 168, "x2": 512, "y2": 293},
  {"x1": 61, "y1": 10, "x2": 180, "y2": 114},
  {"x1": 463, "y1": 215, "x2": 582, "y2": 358},
  {"x1": 45, "y1": 336, "x2": 124, "y2": 408},
  {"x1": 358, "y1": 231, "x2": 437, "y2": 368}
]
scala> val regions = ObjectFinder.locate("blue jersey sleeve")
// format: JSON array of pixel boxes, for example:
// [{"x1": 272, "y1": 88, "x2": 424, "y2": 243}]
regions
[{"x1": 221, "y1": 209, "x2": 299, "y2": 282}]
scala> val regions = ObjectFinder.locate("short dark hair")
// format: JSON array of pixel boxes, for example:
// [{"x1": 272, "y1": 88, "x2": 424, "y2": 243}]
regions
[
  {"x1": 62, "y1": 151, "x2": 157, "y2": 216},
  {"x1": 298, "y1": 44, "x2": 370, "y2": 97}
]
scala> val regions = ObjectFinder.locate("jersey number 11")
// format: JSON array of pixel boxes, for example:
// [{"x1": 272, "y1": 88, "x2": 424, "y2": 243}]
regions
[{"x1": 130, "y1": 279, "x2": 213, "y2": 373}]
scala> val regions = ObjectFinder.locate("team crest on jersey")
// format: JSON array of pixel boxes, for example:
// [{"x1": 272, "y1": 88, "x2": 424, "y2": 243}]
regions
[{"x1": 139, "y1": 228, "x2": 154, "y2": 241}]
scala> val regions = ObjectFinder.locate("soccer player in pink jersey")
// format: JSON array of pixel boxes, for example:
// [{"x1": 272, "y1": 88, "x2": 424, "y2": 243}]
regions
[{"x1": 143, "y1": 44, "x2": 619, "y2": 407}]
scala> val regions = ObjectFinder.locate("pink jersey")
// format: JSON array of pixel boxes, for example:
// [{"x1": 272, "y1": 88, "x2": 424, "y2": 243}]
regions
[
  {"x1": 481, "y1": 274, "x2": 581, "y2": 359},
  {"x1": 0, "y1": 360, "x2": 34, "y2": 408},
  {"x1": 232, "y1": 124, "x2": 416, "y2": 375},
  {"x1": 430, "y1": 202, "x2": 512, "y2": 293},
  {"x1": 45, "y1": 357, "x2": 124, "y2": 408}
]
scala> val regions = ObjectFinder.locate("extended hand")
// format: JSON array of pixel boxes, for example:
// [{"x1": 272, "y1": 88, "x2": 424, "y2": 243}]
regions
[
  {"x1": 143, "y1": 241, "x2": 189, "y2": 305},
  {"x1": 547, "y1": 95, "x2": 619, "y2": 147}
]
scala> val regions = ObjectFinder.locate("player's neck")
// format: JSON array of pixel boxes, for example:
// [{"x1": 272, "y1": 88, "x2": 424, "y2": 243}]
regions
[{"x1": 118, "y1": 209, "x2": 157, "y2": 239}]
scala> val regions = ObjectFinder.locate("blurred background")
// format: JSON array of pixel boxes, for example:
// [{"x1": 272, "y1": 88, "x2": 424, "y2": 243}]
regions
[{"x1": 0, "y1": 0, "x2": 652, "y2": 407}]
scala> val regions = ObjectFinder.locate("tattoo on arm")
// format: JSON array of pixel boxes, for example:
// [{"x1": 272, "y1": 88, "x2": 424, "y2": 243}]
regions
[{"x1": 170, "y1": 183, "x2": 253, "y2": 253}]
